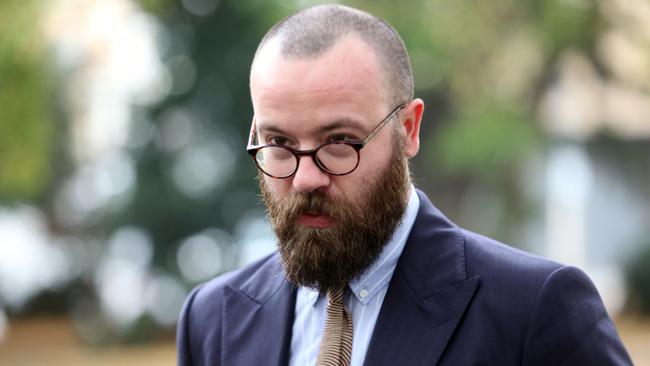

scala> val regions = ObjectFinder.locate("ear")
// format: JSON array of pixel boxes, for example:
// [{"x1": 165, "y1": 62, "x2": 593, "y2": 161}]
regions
[{"x1": 400, "y1": 98, "x2": 424, "y2": 158}]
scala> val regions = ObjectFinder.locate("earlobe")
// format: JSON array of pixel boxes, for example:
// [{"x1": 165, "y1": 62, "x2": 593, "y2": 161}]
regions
[{"x1": 402, "y1": 98, "x2": 424, "y2": 158}]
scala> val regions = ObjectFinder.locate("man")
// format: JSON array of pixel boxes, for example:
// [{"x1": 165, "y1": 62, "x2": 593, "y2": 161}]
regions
[{"x1": 177, "y1": 4, "x2": 632, "y2": 365}]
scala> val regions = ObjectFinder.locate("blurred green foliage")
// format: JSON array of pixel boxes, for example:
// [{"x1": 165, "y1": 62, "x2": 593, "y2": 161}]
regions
[
  {"x1": 0, "y1": 0, "x2": 54, "y2": 202},
  {"x1": 433, "y1": 102, "x2": 537, "y2": 176}
]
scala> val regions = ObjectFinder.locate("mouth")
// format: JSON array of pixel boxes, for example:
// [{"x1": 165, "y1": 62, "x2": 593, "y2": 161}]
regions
[{"x1": 298, "y1": 213, "x2": 335, "y2": 228}]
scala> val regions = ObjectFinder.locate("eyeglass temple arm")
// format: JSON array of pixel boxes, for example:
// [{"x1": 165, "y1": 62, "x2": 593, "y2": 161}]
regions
[
  {"x1": 360, "y1": 104, "x2": 406, "y2": 146},
  {"x1": 247, "y1": 119, "x2": 258, "y2": 149}
]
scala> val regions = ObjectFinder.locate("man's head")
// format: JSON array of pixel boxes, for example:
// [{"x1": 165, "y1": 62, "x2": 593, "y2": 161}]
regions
[{"x1": 249, "y1": 4, "x2": 424, "y2": 291}]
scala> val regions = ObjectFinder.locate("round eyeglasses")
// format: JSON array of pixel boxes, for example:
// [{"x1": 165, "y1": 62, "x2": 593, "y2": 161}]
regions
[{"x1": 246, "y1": 104, "x2": 406, "y2": 179}]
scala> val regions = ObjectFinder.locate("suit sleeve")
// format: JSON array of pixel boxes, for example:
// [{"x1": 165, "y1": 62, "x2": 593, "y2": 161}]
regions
[
  {"x1": 177, "y1": 285, "x2": 203, "y2": 366},
  {"x1": 521, "y1": 266, "x2": 632, "y2": 366}
]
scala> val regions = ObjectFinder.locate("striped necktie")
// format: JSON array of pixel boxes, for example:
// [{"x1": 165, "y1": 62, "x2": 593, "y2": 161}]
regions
[{"x1": 316, "y1": 287, "x2": 353, "y2": 366}]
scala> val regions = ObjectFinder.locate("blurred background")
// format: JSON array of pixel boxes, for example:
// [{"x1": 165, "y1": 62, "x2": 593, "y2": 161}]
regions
[{"x1": 1, "y1": 0, "x2": 649, "y2": 364}]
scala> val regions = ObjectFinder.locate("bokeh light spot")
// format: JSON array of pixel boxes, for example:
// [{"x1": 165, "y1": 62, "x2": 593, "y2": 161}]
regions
[
  {"x1": 177, "y1": 230, "x2": 229, "y2": 282},
  {"x1": 182, "y1": 0, "x2": 220, "y2": 16}
]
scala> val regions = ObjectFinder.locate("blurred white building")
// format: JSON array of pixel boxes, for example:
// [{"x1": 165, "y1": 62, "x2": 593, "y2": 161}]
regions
[{"x1": 537, "y1": 0, "x2": 650, "y2": 313}]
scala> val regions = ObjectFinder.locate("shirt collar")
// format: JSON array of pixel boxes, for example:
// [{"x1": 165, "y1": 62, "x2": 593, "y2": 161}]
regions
[{"x1": 349, "y1": 185, "x2": 419, "y2": 305}]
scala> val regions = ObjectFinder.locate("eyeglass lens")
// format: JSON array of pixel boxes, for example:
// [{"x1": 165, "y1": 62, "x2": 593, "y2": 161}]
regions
[{"x1": 255, "y1": 143, "x2": 359, "y2": 177}]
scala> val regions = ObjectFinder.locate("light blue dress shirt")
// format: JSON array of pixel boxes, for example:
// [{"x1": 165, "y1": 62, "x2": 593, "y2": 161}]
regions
[{"x1": 289, "y1": 186, "x2": 420, "y2": 366}]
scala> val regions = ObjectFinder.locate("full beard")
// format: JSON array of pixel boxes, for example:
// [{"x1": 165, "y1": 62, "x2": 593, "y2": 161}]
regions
[{"x1": 260, "y1": 139, "x2": 410, "y2": 292}]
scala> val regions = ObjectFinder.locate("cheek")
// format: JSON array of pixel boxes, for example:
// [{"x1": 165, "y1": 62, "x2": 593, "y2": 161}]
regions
[
  {"x1": 333, "y1": 158, "x2": 382, "y2": 201},
  {"x1": 264, "y1": 175, "x2": 292, "y2": 194},
  {"x1": 357, "y1": 143, "x2": 394, "y2": 175}
]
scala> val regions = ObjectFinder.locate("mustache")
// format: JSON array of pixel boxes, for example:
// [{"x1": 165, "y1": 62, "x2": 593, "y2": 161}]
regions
[{"x1": 281, "y1": 191, "x2": 344, "y2": 218}]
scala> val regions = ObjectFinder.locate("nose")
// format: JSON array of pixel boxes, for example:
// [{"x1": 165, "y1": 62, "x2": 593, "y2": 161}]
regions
[{"x1": 291, "y1": 155, "x2": 331, "y2": 193}]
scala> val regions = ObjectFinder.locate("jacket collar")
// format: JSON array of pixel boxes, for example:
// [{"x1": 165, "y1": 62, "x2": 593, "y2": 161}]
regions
[
  {"x1": 222, "y1": 255, "x2": 295, "y2": 365},
  {"x1": 362, "y1": 190, "x2": 480, "y2": 365}
]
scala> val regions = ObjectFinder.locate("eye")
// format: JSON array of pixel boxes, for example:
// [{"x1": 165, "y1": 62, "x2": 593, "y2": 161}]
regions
[
  {"x1": 267, "y1": 135, "x2": 291, "y2": 146},
  {"x1": 328, "y1": 134, "x2": 354, "y2": 143}
]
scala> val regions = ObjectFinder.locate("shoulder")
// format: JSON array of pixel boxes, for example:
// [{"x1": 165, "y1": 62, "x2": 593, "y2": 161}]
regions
[
  {"x1": 410, "y1": 190, "x2": 631, "y2": 363},
  {"x1": 187, "y1": 251, "x2": 284, "y2": 313},
  {"x1": 176, "y1": 251, "x2": 285, "y2": 365},
  {"x1": 459, "y1": 230, "x2": 631, "y2": 364},
  {"x1": 409, "y1": 189, "x2": 573, "y2": 296},
  {"x1": 460, "y1": 229, "x2": 599, "y2": 310},
  {"x1": 460, "y1": 229, "x2": 608, "y2": 308},
  {"x1": 462, "y1": 229, "x2": 562, "y2": 283},
  {"x1": 178, "y1": 251, "x2": 284, "y2": 336}
]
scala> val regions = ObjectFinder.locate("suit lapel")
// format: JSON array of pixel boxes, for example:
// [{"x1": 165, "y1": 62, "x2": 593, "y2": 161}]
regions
[
  {"x1": 222, "y1": 255, "x2": 296, "y2": 366},
  {"x1": 364, "y1": 191, "x2": 481, "y2": 365}
]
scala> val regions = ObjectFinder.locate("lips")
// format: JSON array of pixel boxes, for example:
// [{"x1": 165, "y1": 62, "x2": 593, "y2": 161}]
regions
[{"x1": 298, "y1": 213, "x2": 335, "y2": 228}]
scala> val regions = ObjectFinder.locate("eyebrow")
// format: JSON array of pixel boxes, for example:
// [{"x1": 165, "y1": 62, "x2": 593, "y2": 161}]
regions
[{"x1": 256, "y1": 117, "x2": 367, "y2": 136}]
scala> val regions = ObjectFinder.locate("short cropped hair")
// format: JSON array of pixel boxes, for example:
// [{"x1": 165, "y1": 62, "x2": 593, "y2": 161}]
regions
[{"x1": 252, "y1": 4, "x2": 414, "y2": 106}]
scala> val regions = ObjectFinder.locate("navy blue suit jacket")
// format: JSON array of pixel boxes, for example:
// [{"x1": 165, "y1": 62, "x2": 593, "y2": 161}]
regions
[{"x1": 177, "y1": 190, "x2": 632, "y2": 365}]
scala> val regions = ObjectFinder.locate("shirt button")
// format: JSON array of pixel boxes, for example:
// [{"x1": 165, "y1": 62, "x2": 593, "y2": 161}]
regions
[{"x1": 359, "y1": 289, "x2": 369, "y2": 298}]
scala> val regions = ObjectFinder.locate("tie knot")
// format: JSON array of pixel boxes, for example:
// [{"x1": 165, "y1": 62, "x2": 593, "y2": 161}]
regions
[{"x1": 328, "y1": 287, "x2": 346, "y2": 305}]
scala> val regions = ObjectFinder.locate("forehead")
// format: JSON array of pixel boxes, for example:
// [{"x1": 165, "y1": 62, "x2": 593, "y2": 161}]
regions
[{"x1": 250, "y1": 34, "x2": 389, "y2": 131}]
